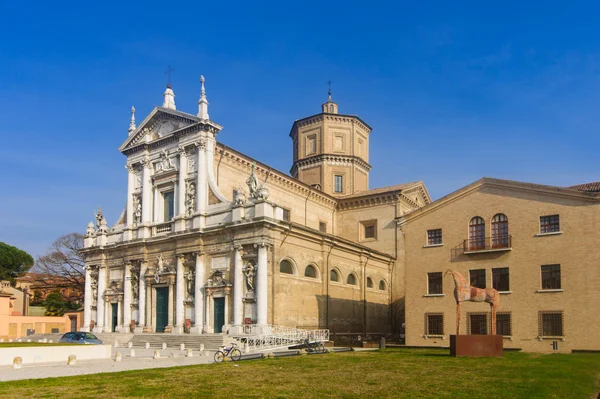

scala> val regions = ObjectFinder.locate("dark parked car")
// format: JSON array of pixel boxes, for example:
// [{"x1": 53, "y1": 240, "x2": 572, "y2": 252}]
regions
[{"x1": 59, "y1": 332, "x2": 103, "y2": 345}]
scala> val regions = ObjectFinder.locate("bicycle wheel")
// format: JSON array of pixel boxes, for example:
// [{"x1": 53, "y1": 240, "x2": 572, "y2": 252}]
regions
[
  {"x1": 315, "y1": 342, "x2": 325, "y2": 354},
  {"x1": 214, "y1": 351, "x2": 225, "y2": 363},
  {"x1": 230, "y1": 348, "x2": 242, "y2": 361}
]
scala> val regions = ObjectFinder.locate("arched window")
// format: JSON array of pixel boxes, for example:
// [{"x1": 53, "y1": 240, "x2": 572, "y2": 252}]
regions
[
  {"x1": 469, "y1": 217, "x2": 486, "y2": 250},
  {"x1": 280, "y1": 260, "x2": 294, "y2": 275},
  {"x1": 330, "y1": 269, "x2": 339, "y2": 282},
  {"x1": 379, "y1": 280, "x2": 387, "y2": 290},
  {"x1": 347, "y1": 273, "x2": 357, "y2": 285},
  {"x1": 492, "y1": 214, "x2": 509, "y2": 248},
  {"x1": 330, "y1": 104, "x2": 334, "y2": 113},
  {"x1": 367, "y1": 277, "x2": 374, "y2": 288},
  {"x1": 304, "y1": 265, "x2": 317, "y2": 278}
]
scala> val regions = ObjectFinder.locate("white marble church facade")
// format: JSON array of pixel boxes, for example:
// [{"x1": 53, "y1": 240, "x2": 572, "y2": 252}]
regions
[{"x1": 81, "y1": 77, "x2": 429, "y2": 335}]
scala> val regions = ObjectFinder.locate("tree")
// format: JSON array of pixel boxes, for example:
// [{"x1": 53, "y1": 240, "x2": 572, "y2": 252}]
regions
[
  {"x1": 43, "y1": 289, "x2": 78, "y2": 316},
  {"x1": 0, "y1": 242, "x2": 34, "y2": 285},
  {"x1": 33, "y1": 233, "x2": 85, "y2": 303}
]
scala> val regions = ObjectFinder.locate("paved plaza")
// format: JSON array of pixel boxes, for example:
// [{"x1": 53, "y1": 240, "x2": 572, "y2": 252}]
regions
[{"x1": 0, "y1": 347, "x2": 215, "y2": 382}]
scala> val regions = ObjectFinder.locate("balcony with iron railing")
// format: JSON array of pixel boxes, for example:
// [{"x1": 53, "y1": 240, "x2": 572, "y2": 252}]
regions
[{"x1": 463, "y1": 235, "x2": 512, "y2": 254}]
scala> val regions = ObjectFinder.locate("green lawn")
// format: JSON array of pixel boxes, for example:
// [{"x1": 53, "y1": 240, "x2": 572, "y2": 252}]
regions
[{"x1": 1, "y1": 348, "x2": 599, "y2": 399}]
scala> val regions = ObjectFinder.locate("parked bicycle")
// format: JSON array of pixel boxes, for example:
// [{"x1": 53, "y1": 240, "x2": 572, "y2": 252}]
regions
[
  {"x1": 214, "y1": 342, "x2": 242, "y2": 363},
  {"x1": 302, "y1": 338, "x2": 325, "y2": 354}
]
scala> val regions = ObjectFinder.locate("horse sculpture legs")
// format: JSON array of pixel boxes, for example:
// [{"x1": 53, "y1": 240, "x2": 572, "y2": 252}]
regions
[
  {"x1": 490, "y1": 303, "x2": 496, "y2": 336},
  {"x1": 456, "y1": 302, "x2": 461, "y2": 335}
]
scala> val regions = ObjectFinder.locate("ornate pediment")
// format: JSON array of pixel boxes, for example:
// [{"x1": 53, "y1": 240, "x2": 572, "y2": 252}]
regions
[
  {"x1": 204, "y1": 270, "x2": 232, "y2": 288},
  {"x1": 119, "y1": 107, "x2": 200, "y2": 153}
]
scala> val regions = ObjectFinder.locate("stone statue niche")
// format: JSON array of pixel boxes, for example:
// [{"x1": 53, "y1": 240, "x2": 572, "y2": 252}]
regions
[{"x1": 243, "y1": 261, "x2": 256, "y2": 297}]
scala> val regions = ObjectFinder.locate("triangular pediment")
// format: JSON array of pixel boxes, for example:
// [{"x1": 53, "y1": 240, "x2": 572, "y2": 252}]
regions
[{"x1": 119, "y1": 107, "x2": 201, "y2": 152}]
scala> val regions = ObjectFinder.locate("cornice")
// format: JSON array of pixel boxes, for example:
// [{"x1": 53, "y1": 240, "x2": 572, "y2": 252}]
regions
[
  {"x1": 289, "y1": 112, "x2": 372, "y2": 138},
  {"x1": 337, "y1": 192, "x2": 400, "y2": 211},
  {"x1": 122, "y1": 122, "x2": 221, "y2": 156},
  {"x1": 215, "y1": 145, "x2": 338, "y2": 208},
  {"x1": 290, "y1": 154, "x2": 371, "y2": 176}
]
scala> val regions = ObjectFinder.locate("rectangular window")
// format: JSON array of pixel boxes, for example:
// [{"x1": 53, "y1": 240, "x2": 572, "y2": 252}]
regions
[
  {"x1": 496, "y1": 312, "x2": 512, "y2": 336},
  {"x1": 541, "y1": 264, "x2": 561, "y2": 289},
  {"x1": 319, "y1": 221, "x2": 327, "y2": 233},
  {"x1": 492, "y1": 267, "x2": 510, "y2": 292},
  {"x1": 427, "y1": 229, "x2": 443, "y2": 245},
  {"x1": 334, "y1": 175, "x2": 343, "y2": 193},
  {"x1": 468, "y1": 313, "x2": 488, "y2": 335},
  {"x1": 163, "y1": 191, "x2": 174, "y2": 221},
  {"x1": 360, "y1": 220, "x2": 377, "y2": 240},
  {"x1": 427, "y1": 272, "x2": 443, "y2": 295},
  {"x1": 306, "y1": 135, "x2": 316, "y2": 155},
  {"x1": 425, "y1": 313, "x2": 444, "y2": 336},
  {"x1": 539, "y1": 311, "x2": 564, "y2": 337},
  {"x1": 282, "y1": 209, "x2": 291, "y2": 222},
  {"x1": 540, "y1": 215, "x2": 560, "y2": 233},
  {"x1": 469, "y1": 269, "x2": 486, "y2": 289}
]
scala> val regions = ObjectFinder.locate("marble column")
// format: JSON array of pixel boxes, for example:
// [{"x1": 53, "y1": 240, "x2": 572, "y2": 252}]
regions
[
  {"x1": 117, "y1": 300, "x2": 123, "y2": 330},
  {"x1": 177, "y1": 148, "x2": 187, "y2": 216},
  {"x1": 173, "y1": 254, "x2": 185, "y2": 334},
  {"x1": 190, "y1": 253, "x2": 204, "y2": 334},
  {"x1": 232, "y1": 246, "x2": 243, "y2": 332},
  {"x1": 93, "y1": 266, "x2": 106, "y2": 333},
  {"x1": 126, "y1": 164, "x2": 135, "y2": 227},
  {"x1": 167, "y1": 277, "x2": 175, "y2": 330},
  {"x1": 82, "y1": 266, "x2": 92, "y2": 331},
  {"x1": 121, "y1": 262, "x2": 132, "y2": 332},
  {"x1": 205, "y1": 292, "x2": 212, "y2": 333},
  {"x1": 256, "y1": 243, "x2": 268, "y2": 326},
  {"x1": 153, "y1": 185, "x2": 160, "y2": 222},
  {"x1": 137, "y1": 263, "x2": 146, "y2": 329},
  {"x1": 196, "y1": 140, "x2": 207, "y2": 212},
  {"x1": 144, "y1": 280, "x2": 152, "y2": 332},
  {"x1": 141, "y1": 158, "x2": 152, "y2": 223}
]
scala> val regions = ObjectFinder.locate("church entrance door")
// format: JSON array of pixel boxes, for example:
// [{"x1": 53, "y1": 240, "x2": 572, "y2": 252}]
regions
[
  {"x1": 214, "y1": 297, "x2": 225, "y2": 333},
  {"x1": 156, "y1": 287, "x2": 169, "y2": 333},
  {"x1": 111, "y1": 303, "x2": 118, "y2": 332}
]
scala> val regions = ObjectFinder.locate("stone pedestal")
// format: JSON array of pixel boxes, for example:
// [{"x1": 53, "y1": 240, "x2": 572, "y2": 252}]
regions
[
  {"x1": 134, "y1": 327, "x2": 145, "y2": 334},
  {"x1": 189, "y1": 326, "x2": 203, "y2": 334},
  {"x1": 173, "y1": 216, "x2": 187, "y2": 233},
  {"x1": 450, "y1": 335, "x2": 503, "y2": 357},
  {"x1": 171, "y1": 326, "x2": 184, "y2": 334},
  {"x1": 117, "y1": 326, "x2": 130, "y2": 334}
]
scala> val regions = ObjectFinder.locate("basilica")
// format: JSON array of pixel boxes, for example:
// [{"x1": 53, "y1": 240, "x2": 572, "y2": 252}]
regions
[{"x1": 82, "y1": 77, "x2": 600, "y2": 353}]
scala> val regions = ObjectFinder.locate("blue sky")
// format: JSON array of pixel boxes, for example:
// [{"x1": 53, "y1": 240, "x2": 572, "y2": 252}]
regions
[{"x1": 1, "y1": 1, "x2": 599, "y2": 259}]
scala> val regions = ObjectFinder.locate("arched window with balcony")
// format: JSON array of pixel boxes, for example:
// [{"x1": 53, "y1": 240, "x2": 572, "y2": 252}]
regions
[
  {"x1": 491, "y1": 214, "x2": 509, "y2": 248},
  {"x1": 469, "y1": 217, "x2": 486, "y2": 250}
]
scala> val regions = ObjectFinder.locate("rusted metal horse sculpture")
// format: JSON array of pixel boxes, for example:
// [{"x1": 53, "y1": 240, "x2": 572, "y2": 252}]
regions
[{"x1": 445, "y1": 269, "x2": 500, "y2": 335}]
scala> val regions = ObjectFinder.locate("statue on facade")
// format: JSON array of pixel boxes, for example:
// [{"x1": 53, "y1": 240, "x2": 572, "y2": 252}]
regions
[
  {"x1": 94, "y1": 207, "x2": 106, "y2": 229},
  {"x1": 446, "y1": 269, "x2": 500, "y2": 335},
  {"x1": 156, "y1": 150, "x2": 175, "y2": 172},
  {"x1": 134, "y1": 201, "x2": 142, "y2": 225},
  {"x1": 186, "y1": 268, "x2": 195, "y2": 297},
  {"x1": 244, "y1": 263, "x2": 256, "y2": 293},
  {"x1": 131, "y1": 273, "x2": 139, "y2": 301},
  {"x1": 234, "y1": 185, "x2": 247, "y2": 206},
  {"x1": 246, "y1": 162, "x2": 259, "y2": 197},
  {"x1": 157, "y1": 254, "x2": 165, "y2": 272},
  {"x1": 186, "y1": 181, "x2": 196, "y2": 215},
  {"x1": 91, "y1": 280, "x2": 98, "y2": 301}
]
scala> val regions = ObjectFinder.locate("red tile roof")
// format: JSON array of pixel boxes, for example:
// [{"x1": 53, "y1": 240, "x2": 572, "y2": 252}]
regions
[{"x1": 569, "y1": 182, "x2": 600, "y2": 192}]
